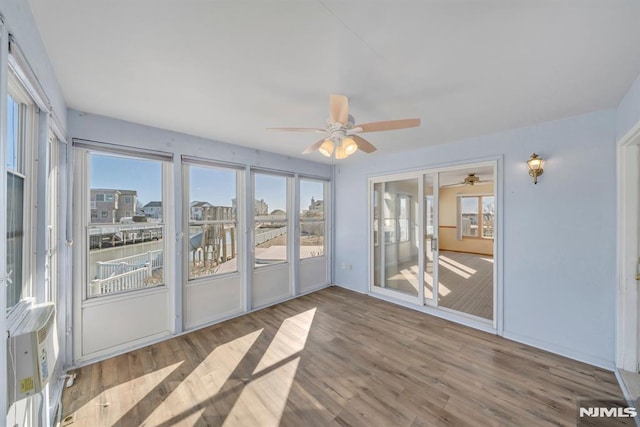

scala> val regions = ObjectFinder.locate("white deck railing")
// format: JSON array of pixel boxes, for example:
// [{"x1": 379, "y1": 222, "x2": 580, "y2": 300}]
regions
[
  {"x1": 96, "y1": 250, "x2": 163, "y2": 279},
  {"x1": 255, "y1": 226, "x2": 287, "y2": 245},
  {"x1": 90, "y1": 268, "x2": 152, "y2": 296},
  {"x1": 91, "y1": 250, "x2": 163, "y2": 296}
]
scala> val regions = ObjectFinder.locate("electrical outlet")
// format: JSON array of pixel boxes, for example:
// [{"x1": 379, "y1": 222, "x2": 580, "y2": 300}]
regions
[{"x1": 341, "y1": 263, "x2": 346, "y2": 269}]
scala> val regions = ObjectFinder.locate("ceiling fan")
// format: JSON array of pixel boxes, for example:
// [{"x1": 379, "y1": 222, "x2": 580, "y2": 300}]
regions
[
  {"x1": 441, "y1": 173, "x2": 493, "y2": 188},
  {"x1": 267, "y1": 94, "x2": 420, "y2": 159}
]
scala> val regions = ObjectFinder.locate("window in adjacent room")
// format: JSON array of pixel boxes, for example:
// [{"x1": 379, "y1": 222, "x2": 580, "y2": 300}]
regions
[{"x1": 460, "y1": 195, "x2": 494, "y2": 239}]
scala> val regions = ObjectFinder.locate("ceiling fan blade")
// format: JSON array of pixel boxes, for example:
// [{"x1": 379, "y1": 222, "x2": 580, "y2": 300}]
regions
[
  {"x1": 352, "y1": 135, "x2": 377, "y2": 153},
  {"x1": 329, "y1": 94, "x2": 349, "y2": 125},
  {"x1": 267, "y1": 127, "x2": 326, "y2": 133},
  {"x1": 440, "y1": 182, "x2": 466, "y2": 188},
  {"x1": 355, "y1": 118, "x2": 421, "y2": 133},
  {"x1": 302, "y1": 138, "x2": 328, "y2": 154}
]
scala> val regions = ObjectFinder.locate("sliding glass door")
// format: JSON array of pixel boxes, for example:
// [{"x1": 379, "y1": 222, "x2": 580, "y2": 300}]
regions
[
  {"x1": 370, "y1": 163, "x2": 496, "y2": 326},
  {"x1": 371, "y1": 175, "x2": 423, "y2": 303}
]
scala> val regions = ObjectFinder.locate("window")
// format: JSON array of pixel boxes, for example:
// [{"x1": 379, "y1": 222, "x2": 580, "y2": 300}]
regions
[
  {"x1": 482, "y1": 196, "x2": 495, "y2": 238},
  {"x1": 6, "y1": 80, "x2": 38, "y2": 312},
  {"x1": 383, "y1": 191, "x2": 397, "y2": 243},
  {"x1": 124, "y1": 196, "x2": 132, "y2": 204},
  {"x1": 186, "y1": 163, "x2": 239, "y2": 279},
  {"x1": 460, "y1": 195, "x2": 494, "y2": 239},
  {"x1": 254, "y1": 173, "x2": 288, "y2": 267},
  {"x1": 96, "y1": 194, "x2": 105, "y2": 202},
  {"x1": 398, "y1": 194, "x2": 411, "y2": 242},
  {"x1": 86, "y1": 153, "x2": 165, "y2": 297},
  {"x1": 46, "y1": 132, "x2": 60, "y2": 304},
  {"x1": 300, "y1": 179, "x2": 326, "y2": 259}
]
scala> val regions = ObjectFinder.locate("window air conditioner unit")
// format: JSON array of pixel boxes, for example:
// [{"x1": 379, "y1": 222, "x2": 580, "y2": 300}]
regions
[{"x1": 7, "y1": 302, "x2": 59, "y2": 404}]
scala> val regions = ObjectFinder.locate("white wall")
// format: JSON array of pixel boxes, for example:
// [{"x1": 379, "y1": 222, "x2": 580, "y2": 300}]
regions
[
  {"x1": 68, "y1": 110, "x2": 333, "y2": 178},
  {"x1": 334, "y1": 109, "x2": 617, "y2": 368},
  {"x1": 617, "y1": 72, "x2": 640, "y2": 139}
]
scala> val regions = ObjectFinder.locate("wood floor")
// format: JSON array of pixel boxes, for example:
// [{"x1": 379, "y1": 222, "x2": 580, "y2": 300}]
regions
[
  {"x1": 384, "y1": 250, "x2": 493, "y2": 320},
  {"x1": 438, "y1": 251, "x2": 493, "y2": 320},
  {"x1": 62, "y1": 287, "x2": 628, "y2": 427}
]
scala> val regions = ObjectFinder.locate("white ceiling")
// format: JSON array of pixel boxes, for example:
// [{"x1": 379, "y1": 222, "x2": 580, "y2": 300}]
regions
[{"x1": 27, "y1": 0, "x2": 640, "y2": 163}]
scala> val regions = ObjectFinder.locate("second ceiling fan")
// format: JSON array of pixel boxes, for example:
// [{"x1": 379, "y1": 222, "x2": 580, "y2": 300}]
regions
[{"x1": 267, "y1": 94, "x2": 420, "y2": 159}]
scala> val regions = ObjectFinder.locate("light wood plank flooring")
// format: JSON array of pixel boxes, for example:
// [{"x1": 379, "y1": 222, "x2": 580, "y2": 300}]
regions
[{"x1": 62, "y1": 287, "x2": 628, "y2": 426}]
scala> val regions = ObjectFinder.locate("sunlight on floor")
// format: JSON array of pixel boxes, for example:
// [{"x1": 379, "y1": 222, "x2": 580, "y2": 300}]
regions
[
  {"x1": 253, "y1": 307, "x2": 316, "y2": 375},
  {"x1": 480, "y1": 257, "x2": 494, "y2": 263},
  {"x1": 424, "y1": 272, "x2": 450, "y2": 297},
  {"x1": 400, "y1": 269, "x2": 420, "y2": 293},
  {"x1": 78, "y1": 361, "x2": 181, "y2": 425},
  {"x1": 224, "y1": 357, "x2": 301, "y2": 427},
  {"x1": 143, "y1": 329, "x2": 262, "y2": 426},
  {"x1": 438, "y1": 259, "x2": 471, "y2": 279},
  {"x1": 439, "y1": 255, "x2": 477, "y2": 274}
]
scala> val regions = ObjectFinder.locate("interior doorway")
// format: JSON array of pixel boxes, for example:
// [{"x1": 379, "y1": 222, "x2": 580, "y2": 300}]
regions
[{"x1": 615, "y1": 121, "x2": 640, "y2": 402}]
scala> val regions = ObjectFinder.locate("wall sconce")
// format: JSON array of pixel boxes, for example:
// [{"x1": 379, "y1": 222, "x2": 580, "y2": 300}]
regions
[{"x1": 527, "y1": 153, "x2": 544, "y2": 184}]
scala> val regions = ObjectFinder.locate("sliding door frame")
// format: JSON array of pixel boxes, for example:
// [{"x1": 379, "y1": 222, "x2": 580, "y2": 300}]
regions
[{"x1": 368, "y1": 158, "x2": 502, "y2": 334}]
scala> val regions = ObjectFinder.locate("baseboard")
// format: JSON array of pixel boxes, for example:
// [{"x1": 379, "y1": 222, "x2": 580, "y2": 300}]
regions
[
  {"x1": 332, "y1": 283, "x2": 367, "y2": 294},
  {"x1": 502, "y1": 330, "x2": 614, "y2": 371}
]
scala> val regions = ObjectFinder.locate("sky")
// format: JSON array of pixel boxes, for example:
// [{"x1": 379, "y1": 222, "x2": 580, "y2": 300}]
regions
[{"x1": 90, "y1": 153, "x2": 325, "y2": 213}]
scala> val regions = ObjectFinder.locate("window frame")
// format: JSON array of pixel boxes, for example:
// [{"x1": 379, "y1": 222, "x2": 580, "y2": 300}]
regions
[
  {"x1": 397, "y1": 193, "x2": 411, "y2": 243},
  {"x1": 299, "y1": 178, "x2": 328, "y2": 260},
  {"x1": 75, "y1": 146, "x2": 173, "y2": 300},
  {"x1": 252, "y1": 170, "x2": 291, "y2": 268},
  {"x1": 183, "y1": 160, "x2": 242, "y2": 281},
  {"x1": 5, "y1": 71, "x2": 39, "y2": 314},
  {"x1": 459, "y1": 194, "x2": 494, "y2": 240}
]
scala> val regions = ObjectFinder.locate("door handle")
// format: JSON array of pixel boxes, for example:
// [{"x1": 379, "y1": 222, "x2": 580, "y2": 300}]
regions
[{"x1": 431, "y1": 237, "x2": 438, "y2": 251}]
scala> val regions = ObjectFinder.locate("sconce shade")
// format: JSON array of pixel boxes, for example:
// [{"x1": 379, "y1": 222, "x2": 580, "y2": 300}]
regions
[
  {"x1": 527, "y1": 153, "x2": 544, "y2": 184},
  {"x1": 342, "y1": 137, "x2": 358, "y2": 155},
  {"x1": 318, "y1": 139, "x2": 334, "y2": 157}
]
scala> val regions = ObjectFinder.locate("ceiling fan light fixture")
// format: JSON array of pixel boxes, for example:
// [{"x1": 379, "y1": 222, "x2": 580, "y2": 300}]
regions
[
  {"x1": 335, "y1": 144, "x2": 348, "y2": 160},
  {"x1": 342, "y1": 137, "x2": 358, "y2": 155},
  {"x1": 318, "y1": 139, "x2": 334, "y2": 157}
]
